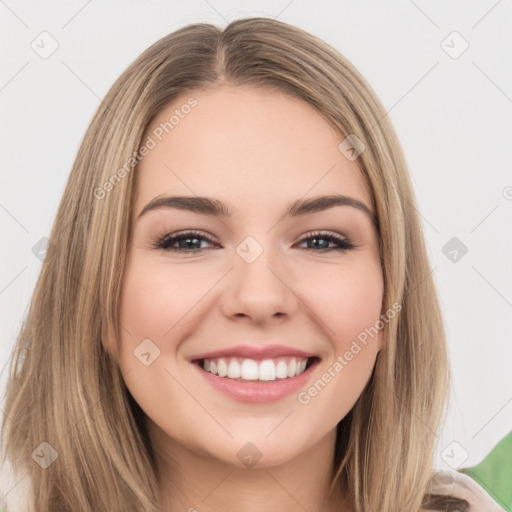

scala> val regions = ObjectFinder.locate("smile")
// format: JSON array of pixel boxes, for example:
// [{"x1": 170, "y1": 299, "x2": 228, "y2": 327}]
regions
[
  {"x1": 200, "y1": 356, "x2": 313, "y2": 381},
  {"x1": 192, "y1": 356, "x2": 321, "y2": 403}
]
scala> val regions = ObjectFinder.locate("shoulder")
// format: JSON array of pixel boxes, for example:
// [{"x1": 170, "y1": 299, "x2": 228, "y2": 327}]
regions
[
  {"x1": 460, "y1": 431, "x2": 512, "y2": 512},
  {"x1": 427, "y1": 467, "x2": 506, "y2": 511}
]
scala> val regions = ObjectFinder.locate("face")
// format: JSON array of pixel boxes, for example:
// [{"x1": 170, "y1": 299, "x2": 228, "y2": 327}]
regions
[{"x1": 108, "y1": 85, "x2": 384, "y2": 469}]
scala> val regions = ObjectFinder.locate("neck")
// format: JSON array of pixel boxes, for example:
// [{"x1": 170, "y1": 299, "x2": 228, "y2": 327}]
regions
[{"x1": 149, "y1": 423, "x2": 352, "y2": 512}]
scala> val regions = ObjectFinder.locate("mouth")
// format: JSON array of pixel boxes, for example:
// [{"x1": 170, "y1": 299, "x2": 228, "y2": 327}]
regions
[{"x1": 191, "y1": 355, "x2": 322, "y2": 383}]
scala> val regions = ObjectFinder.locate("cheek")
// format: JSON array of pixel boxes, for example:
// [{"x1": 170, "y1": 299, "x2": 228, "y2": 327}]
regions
[
  {"x1": 119, "y1": 256, "x2": 214, "y2": 344},
  {"x1": 296, "y1": 266, "x2": 383, "y2": 421},
  {"x1": 337, "y1": 276, "x2": 383, "y2": 347},
  {"x1": 307, "y1": 262, "x2": 384, "y2": 344},
  {"x1": 304, "y1": 260, "x2": 384, "y2": 397},
  {"x1": 116, "y1": 256, "x2": 208, "y2": 428}
]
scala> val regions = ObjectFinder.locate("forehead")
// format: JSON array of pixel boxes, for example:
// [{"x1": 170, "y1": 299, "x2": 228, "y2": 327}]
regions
[{"x1": 135, "y1": 85, "x2": 371, "y2": 215}]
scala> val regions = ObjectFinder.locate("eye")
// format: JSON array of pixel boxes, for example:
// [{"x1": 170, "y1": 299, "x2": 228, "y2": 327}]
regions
[
  {"x1": 152, "y1": 230, "x2": 217, "y2": 254},
  {"x1": 294, "y1": 231, "x2": 356, "y2": 252},
  {"x1": 152, "y1": 230, "x2": 356, "y2": 254}
]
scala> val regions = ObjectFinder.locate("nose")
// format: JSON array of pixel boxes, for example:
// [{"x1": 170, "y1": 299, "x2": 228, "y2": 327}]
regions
[{"x1": 220, "y1": 246, "x2": 299, "y2": 325}]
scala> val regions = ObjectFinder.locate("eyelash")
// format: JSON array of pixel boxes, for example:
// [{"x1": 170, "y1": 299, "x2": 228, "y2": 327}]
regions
[{"x1": 152, "y1": 230, "x2": 356, "y2": 254}]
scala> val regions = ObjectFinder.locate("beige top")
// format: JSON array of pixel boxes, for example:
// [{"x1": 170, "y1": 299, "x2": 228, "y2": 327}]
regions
[
  {"x1": 0, "y1": 462, "x2": 506, "y2": 511},
  {"x1": 426, "y1": 469, "x2": 506, "y2": 511}
]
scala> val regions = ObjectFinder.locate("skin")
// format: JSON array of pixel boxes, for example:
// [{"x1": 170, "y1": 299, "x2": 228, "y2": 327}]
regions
[{"x1": 105, "y1": 85, "x2": 384, "y2": 511}]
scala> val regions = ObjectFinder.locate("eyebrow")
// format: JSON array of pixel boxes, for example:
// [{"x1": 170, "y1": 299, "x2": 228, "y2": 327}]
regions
[{"x1": 137, "y1": 194, "x2": 375, "y2": 224}]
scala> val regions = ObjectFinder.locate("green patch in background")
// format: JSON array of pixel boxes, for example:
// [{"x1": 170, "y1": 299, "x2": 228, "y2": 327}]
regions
[{"x1": 460, "y1": 430, "x2": 512, "y2": 512}]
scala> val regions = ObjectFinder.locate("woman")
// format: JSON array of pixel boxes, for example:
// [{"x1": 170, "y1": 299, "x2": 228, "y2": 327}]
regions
[{"x1": 0, "y1": 17, "x2": 504, "y2": 512}]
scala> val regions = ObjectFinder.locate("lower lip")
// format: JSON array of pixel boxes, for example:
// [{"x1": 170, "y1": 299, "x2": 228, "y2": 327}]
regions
[{"x1": 191, "y1": 359, "x2": 320, "y2": 404}]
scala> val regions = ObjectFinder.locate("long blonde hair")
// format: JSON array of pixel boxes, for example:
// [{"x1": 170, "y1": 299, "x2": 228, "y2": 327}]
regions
[{"x1": 2, "y1": 17, "x2": 459, "y2": 511}]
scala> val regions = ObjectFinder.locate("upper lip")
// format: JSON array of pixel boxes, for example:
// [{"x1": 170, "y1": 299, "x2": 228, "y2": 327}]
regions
[{"x1": 190, "y1": 344, "x2": 318, "y2": 362}]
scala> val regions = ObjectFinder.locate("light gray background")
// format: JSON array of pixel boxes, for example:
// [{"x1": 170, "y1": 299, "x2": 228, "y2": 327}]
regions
[{"x1": 1, "y1": 0, "x2": 511, "y2": 471}]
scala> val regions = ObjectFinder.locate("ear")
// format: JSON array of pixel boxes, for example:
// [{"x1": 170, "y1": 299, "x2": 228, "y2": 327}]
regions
[{"x1": 100, "y1": 321, "x2": 119, "y2": 362}]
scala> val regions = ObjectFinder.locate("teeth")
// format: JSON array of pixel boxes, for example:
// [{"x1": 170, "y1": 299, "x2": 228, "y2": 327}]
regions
[
  {"x1": 227, "y1": 359, "x2": 240, "y2": 378},
  {"x1": 201, "y1": 356, "x2": 310, "y2": 381},
  {"x1": 287, "y1": 358, "x2": 297, "y2": 377},
  {"x1": 276, "y1": 361, "x2": 288, "y2": 379},
  {"x1": 258, "y1": 360, "x2": 276, "y2": 381},
  {"x1": 217, "y1": 359, "x2": 228, "y2": 377},
  {"x1": 240, "y1": 359, "x2": 259, "y2": 380}
]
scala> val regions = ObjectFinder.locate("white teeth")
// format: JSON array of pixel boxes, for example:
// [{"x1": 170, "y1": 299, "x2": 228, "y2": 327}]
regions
[
  {"x1": 227, "y1": 359, "x2": 241, "y2": 378},
  {"x1": 259, "y1": 359, "x2": 276, "y2": 381},
  {"x1": 201, "y1": 356, "x2": 310, "y2": 381},
  {"x1": 276, "y1": 361, "x2": 288, "y2": 379},
  {"x1": 217, "y1": 359, "x2": 228, "y2": 377},
  {"x1": 240, "y1": 359, "x2": 259, "y2": 380},
  {"x1": 287, "y1": 359, "x2": 297, "y2": 378}
]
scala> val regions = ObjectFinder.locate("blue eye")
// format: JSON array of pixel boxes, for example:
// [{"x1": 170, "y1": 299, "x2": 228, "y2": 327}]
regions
[
  {"x1": 153, "y1": 230, "x2": 356, "y2": 254},
  {"x1": 153, "y1": 230, "x2": 216, "y2": 254},
  {"x1": 296, "y1": 231, "x2": 356, "y2": 252}
]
